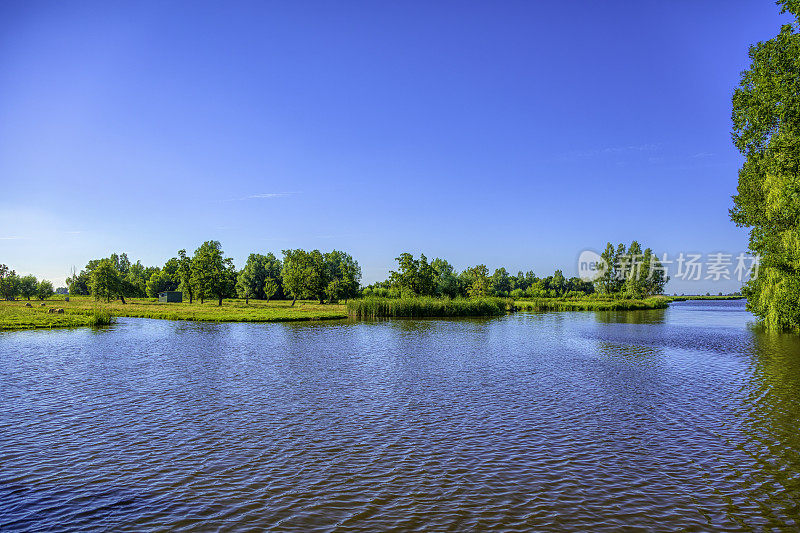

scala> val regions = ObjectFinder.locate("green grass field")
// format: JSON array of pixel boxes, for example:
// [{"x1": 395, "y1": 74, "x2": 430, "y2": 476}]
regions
[{"x1": 0, "y1": 296, "x2": 347, "y2": 331}]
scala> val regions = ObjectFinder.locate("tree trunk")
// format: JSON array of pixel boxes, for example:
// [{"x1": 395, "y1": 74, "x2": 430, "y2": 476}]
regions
[
  {"x1": 291, "y1": 297, "x2": 297, "y2": 307},
  {"x1": 189, "y1": 294, "x2": 193, "y2": 303},
  {"x1": 245, "y1": 297, "x2": 249, "y2": 305},
  {"x1": 218, "y1": 296, "x2": 223, "y2": 306},
  {"x1": 119, "y1": 295, "x2": 126, "y2": 304}
]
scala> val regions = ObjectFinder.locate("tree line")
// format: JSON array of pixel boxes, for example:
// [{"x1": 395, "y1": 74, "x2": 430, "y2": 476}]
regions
[
  {"x1": 9, "y1": 239, "x2": 666, "y2": 305},
  {"x1": 66, "y1": 241, "x2": 362, "y2": 305},
  {"x1": 0, "y1": 264, "x2": 58, "y2": 301},
  {"x1": 363, "y1": 241, "x2": 667, "y2": 300}
]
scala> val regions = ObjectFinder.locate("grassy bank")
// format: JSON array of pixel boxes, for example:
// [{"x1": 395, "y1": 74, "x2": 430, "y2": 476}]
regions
[
  {"x1": 0, "y1": 296, "x2": 347, "y2": 331},
  {"x1": 347, "y1": 296, "x2": 508, "y2": 318},
  {"x1": 667, "y1": 295, "x2": 744, "y2": 301},
  {"x1": 513, "y1": 296, "x2": 670, "y2": 311},
  {"x1": 0, "y1": 303, "x2": 113, "y2": 331}
]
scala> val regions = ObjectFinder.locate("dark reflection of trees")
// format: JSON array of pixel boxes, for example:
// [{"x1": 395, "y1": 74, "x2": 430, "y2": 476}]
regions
[
  {"x1": 731, "y1": 328, "x2": 800, "y2": 526},
  {"x1": 591, "y1": 308, "x2": 667, "y2": 325}
]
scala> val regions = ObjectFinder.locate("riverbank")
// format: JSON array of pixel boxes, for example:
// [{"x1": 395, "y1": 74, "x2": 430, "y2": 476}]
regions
[
  {"x1": 513, "y1": 296, "x2": 670, "y2": 311},
  {"x1": 668, "y1": 295, "x2": 744, "y2": 301},
  {"x1": 0, "y1": 297, "x2": 347, "y2": 331},
  {"x1": 0, "y1": 294, "x2": 741, "y2": 331},
  {"x1": 347, "y1": 296, "x2": 507, "y2": 318}
]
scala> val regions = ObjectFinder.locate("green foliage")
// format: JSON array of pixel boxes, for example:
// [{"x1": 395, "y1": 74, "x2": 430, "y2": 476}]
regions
[
  {"x1": 466, "y1": 264, "x2": 492, "y2": 297},
  {"x1": 281, "y1": 249, "x2": 328, "y2": 304},
  {"x1": 18, "y1": 274, "x2": 37, "y2": 300},
  {"x1": 90, "y1": 259, "x2": 124, "y2": 302},
  {"x1": 347, "y1": 296, "x2": 507, "y2": 318},
  {"x1": 431, "y1": 258, "x2": 459, "y2": 298},
  {"x1": 36, "y1": 280, "x2": 54, "y2": 300},
  {"x1": 0, "y1": 265, "x2": 20, "y2": 300},
  {"x1": 177, "y1": 249, "x2": 195, "y2": 303},
  {"x1": 389, "y1": 253, "x2": 436, "y2": 296},
  {"x1": 191, "y1": 241, "x2": 237, "y2": 305},
  {"x1": 730, "y1": 9, "x2": 800, "y2": 330},
  {"x1": 492, "y1": 267, "x2": 511, "y2": 295},
  {"x1": 324, "y1": 250, "x2": 361, "y2": 302},
  {"x1": 595, "y1": 241, "x2": 668, "y2": 298},
  {"x1": 146, "y1": 266, "x2": 180, "y2": 298},
  {"x1": 236, "y1": 253, "x2": 283, "y2": 301},
  {"x1": 263, "y1": 278, "x2": 279, "y2": 302}
]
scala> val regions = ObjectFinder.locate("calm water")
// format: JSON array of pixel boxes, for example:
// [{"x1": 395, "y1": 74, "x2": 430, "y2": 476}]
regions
[{"x1": 2, "y1": 300, "x2": 800, "y2": 531}]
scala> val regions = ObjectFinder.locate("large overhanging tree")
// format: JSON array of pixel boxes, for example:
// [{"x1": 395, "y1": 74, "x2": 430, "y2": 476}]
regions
[{"x1": 731, "y1": 1, "x2": 800, "y2": 330}]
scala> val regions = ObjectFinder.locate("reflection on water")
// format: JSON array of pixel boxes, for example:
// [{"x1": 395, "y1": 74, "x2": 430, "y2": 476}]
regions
[{"x1": 1, "y1": 300, "x2": 800, "y2": 531}]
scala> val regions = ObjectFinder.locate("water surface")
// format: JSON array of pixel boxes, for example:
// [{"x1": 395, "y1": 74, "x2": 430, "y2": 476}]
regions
[{"x1": 2, "y1": 300, "x2": 800, "y2": 531}]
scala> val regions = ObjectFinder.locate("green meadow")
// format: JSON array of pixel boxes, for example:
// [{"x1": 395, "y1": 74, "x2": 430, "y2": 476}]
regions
[{"x1": 0, "y1": 296, "x2": 347, "y2": 331}]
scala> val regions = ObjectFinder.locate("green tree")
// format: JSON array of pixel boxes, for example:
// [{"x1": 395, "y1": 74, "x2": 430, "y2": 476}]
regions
[
  {"x1": 146, "y1": 269, "x2": 177, "y2": 298},
  {"x1": 18, "y1": 275, "x2": 38, "y2": 300},
  {"x1": 431, "y1": 258, "x2": 459, "y2": 298},
  {"x1": 177, "y1": 249, "x2": 195, "y2": 303},
  {"x1": 281, "y1": 249, "x2": 328, "y2": 305},
  {"x1": 324, "y1": 250, "x2": 361, "y2": 302},
  {"x1": 0, "y1": 265, "x2": 20, "y2": 300},
  {"x1": 492, "y1": 267, "x2": 511, "y2": 296},
  {"x1": 36, "y1": 279, "x2": 54, "y2": 300},
  {"x1": 466, "y1": 264, "x2": 492, "y2": 298},
  {"x1": 730, "y1": 3, "x2": 800, "y2": 329},
  {"x1": 237, "y1": 254, "x2": 268, "y2": 303},
  {"x1": 66, "y1": 266, "x2": 90, "y2": 295},
  {"x1": 263, "y1": 278, "x2": 279, "y2": 302},
  {"x1": 191, "y1": 241, "x2": 236, "y2": 305},
  {"x1": 389, "y1": 252, "x2": 435, "y2": 296},
  {"x1": 90, "y1": 259, "x2": 125, "y2": 303}
]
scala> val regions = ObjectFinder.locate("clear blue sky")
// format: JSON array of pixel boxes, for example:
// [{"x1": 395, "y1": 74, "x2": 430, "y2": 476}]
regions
[{"x1": 0, "y1": 1, "x2": 792, "y2": 292}]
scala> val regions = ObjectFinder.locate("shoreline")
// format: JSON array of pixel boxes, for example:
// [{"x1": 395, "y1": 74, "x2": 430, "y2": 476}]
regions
[{"x1": 0, "y1": 295, "x2": 744, "y2": 332}]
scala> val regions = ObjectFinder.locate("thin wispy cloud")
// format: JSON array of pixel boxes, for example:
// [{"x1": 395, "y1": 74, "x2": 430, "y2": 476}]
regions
[
  {"x1": 246, "y1": 192, "x2": 295, "y2": 199},
  {"x1": 692, "y1": 152, "x2": 714, "y2": 158},
  {"x1": 222, "y1": 192, "x2": 300, "y2": 202},
  {"x1": 561, "y1": 143, "x2": 662, "y2": 159},
  {"x1": 0, "y1": 236, "x2": 24, "y2": 240}
]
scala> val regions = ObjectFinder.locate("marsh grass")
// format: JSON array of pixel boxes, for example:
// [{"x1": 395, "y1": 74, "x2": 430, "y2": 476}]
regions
[{"x1": 347, "y1": 297, "x2": 508, "y2": 318}]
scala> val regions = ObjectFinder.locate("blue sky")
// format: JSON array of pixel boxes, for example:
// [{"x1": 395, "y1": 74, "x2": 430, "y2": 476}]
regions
[{"x1": 0, "y1": 1, "x2": 791, "y2": 292}]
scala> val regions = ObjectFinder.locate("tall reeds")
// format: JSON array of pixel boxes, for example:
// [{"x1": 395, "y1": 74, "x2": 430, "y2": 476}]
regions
[{"x1": 347, "y1": 297, "x2": 508, "y2": 318}]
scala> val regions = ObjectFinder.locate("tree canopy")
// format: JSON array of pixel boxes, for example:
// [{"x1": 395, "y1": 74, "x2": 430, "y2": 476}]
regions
[{"x1": 730, "y1": 3, "x2": 800, "y2": 329}]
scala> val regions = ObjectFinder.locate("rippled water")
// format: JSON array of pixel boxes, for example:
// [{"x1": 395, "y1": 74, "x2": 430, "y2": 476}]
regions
[{"x1": 2, "y1": 300, "x2": 800, "y2": 531}]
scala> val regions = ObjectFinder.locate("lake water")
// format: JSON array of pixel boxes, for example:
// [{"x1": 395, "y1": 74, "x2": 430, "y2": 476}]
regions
[{"x1": 2, "y1": 300, "x2": 800, "y2": 531}]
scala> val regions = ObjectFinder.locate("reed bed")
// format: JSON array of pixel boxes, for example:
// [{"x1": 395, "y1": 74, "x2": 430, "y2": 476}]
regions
[{"x1": 347, "y1": 297, "x2": 508, "y2": 318}]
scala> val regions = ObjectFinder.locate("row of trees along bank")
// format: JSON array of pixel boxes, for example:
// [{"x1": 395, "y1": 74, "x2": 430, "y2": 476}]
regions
[{"x1": 66, "y1": 242, "x2": 361, "y2": 305}]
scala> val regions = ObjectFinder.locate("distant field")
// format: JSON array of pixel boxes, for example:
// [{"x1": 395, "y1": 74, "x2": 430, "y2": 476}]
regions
[
  {"x1": 513, "y1": 296, "x2": 670, "y2": 311},
  {"x1": 0, "y1": 296, "x2": 347, "y2": 331},
  {"x1": 667, "y1": 295, "x2": 745, "y2": 301}
]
